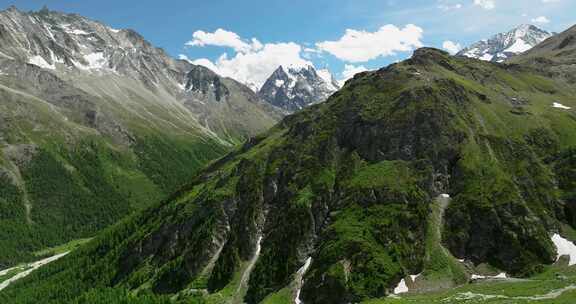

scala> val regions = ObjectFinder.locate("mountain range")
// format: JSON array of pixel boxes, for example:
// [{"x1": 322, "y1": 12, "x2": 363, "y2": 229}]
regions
[
  {"x1": 0, "y1": 5, "x2": 281, "y2": 268},
  {"x1": 457, "y1": 24, "x2": 554, "y2": 62},
  {"x1": 1, "y1": 14, "x2": 575, "y2": 304}
]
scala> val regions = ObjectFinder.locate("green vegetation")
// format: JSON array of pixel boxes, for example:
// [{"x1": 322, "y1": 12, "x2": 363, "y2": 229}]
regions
[
  {"x1": 365, "y1": 264, "x2": 576, "y2": 304},
  {"x1": 33, "y1": 238, "x2": 92, "y2": 258},
  {"x1": 2, "y1": 48, "x2": 576, "y2": 304},
  {"x1": 0, "y1": 134, "x2": 228, "y2": 268}
]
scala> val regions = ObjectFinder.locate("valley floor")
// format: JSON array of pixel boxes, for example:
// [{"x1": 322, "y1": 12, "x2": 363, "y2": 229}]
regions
[{"x1": 368, "y1": 264, "x2": 576, "y2": 304}]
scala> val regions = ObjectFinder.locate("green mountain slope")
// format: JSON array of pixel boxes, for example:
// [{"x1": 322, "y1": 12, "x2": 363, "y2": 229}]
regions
[{"x1": 2, "y1": 41, "x2": 576, "y2": 304}]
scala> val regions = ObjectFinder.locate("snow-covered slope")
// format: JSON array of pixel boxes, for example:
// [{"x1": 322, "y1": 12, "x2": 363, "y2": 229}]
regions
[
  {"x1": 258, "y1": 65, "x2": 340, "y2": 113},
  {"x1": 457, "y1": 24, "x2": 554, "y2": 62}
]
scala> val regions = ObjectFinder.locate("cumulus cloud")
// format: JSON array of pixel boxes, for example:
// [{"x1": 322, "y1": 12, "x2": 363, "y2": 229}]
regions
[
  {"x1": 185, "y1": 37, "x2": 312, "y2": 91},
  {"x1": 340, "y1": 64, "x2": 368, "y2": 84},
  {"x1": 531, "y1": 16, "x2": 551, "y2": 24},
  {"x1": 473, "y1": 0, "x2": 495, "y2": 10},
  {"x1": 185, "y1": 28, "x2": 262, "y2": 53},
  {"x1": 315, "y1": 24, "x2": 424, "y2": 63},
  {"x1": 442, "y1": 40, "x2": 462, "y2": 54}
]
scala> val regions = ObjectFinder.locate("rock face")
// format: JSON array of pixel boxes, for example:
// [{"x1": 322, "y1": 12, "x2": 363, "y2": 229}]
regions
[
  {"x1": 0, "y1": 6, "x2": 280, "y2": 268},
  {"x1": 258, "y1": 65, "x2": 339, "y2": 113},
  {"x1": 4, "y1": 35, "x2": 576, "y2": 304},
  {"x1": 0, "y1": 6, "x2": 281, "y2": 142},
  {"x1": 457, "y1": 24, "x2": 554, "y2": 62}
]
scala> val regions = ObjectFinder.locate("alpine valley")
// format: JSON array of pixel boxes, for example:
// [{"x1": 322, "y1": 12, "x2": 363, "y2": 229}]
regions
[
  {"x1": 1, "y1": 4, "x2": 576, "y2": 304},
  {"x1": 0, "y1": 6, "x2": 282, "y2": 269}
]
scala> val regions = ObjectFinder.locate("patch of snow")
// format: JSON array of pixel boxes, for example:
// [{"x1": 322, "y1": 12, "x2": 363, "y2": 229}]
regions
[
  {"x1": 43, "y1": 24, "x2": 55, "y2": 41},
  {"x1": 394, "y1": 279, "x2": 409, "y2": 294},
  {"x1": 494, "y1": 272, "x2": 507, "y2": 279},
  {"x1": 410, "y1": 273, "x2": 421, "y2": 282},
  {"x1": 440, "y1": 193, "x2": 450, "y2": 198},
  {"x1": 553, "y1": 102, "x2": 572, "y2": 110},
  {"x1": 275, "y1": 79, "x2": 285, "y2": 87},
  {"x1": 464, "y1": 48, "x2": 480, "y2": 58},
  {"x1": 552, "y1": 234, "x2": 576, "y2": 265},
  {"x1": 471, "y1": 272, "x2": 507, "y2": 280},
  {"x1": 294, "y1": 257, "x2": 312, "y2": 304},
  {"x1": 108, "y1": 27, "x2": 120, "y2": 33},
  {"x1": 28, "y1": 55, "x2": 55, "y2": 70},
  {"x1": 68, "y1": 29, "x2": 89, "y2": 35},
  {"x1": 76, "y1": 52, "x2": 108, "y2": 70},
  {"x1": 237, "y1": 236, "x2": 263, "y2": 294},
  {"x1": 317, "y1": 68, "x2": 339, "y2": 91},
  {"x1": 479, "y1": 53, "x2": 494, "y2": 61},
  {"x1": 505, "y1": 39, "x2": 532, "y2": 54}
]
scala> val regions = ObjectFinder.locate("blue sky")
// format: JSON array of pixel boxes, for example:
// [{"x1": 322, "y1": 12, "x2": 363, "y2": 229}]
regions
[{"x1": 3, "y1": 0, "x2": 575, "y2": 87}]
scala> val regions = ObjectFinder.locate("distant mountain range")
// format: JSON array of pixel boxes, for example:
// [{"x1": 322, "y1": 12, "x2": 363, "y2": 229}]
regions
[
  {"x1": 457, "y1": 24, "x2": 554, "y2": 62},
  {"x1": 258, "y1": 65, "x2": 340, "y2": 113}
]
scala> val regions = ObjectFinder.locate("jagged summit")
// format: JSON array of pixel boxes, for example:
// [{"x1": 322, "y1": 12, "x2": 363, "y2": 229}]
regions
[
  {"x1": 258, "y1": 64, "x2": 340, "y2": 113},
  {"x1": 457, "y1": 24, "x2": 554, "y2": 62}
]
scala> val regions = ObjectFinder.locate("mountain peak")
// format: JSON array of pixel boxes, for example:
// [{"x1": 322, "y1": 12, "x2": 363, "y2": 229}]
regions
[
  {"x1": 457, "y1": 24, "x2": 554, "y2": 62},
  {"x1": 258, "y1": 64, "x2": 339, "y2": 113}
]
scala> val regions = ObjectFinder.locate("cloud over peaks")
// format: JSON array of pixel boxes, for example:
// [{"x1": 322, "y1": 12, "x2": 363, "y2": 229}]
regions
[
  {"x1": 315, "y1": 24, "x2": 424, "y2": 63},
  {"x1": 186, "y1": 28, "x2": 263, "y2": 53}
]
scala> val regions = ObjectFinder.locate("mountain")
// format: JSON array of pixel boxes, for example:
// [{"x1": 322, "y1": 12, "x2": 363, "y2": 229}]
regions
[
  {"x1": 258, "y1": 65, "x2": 340, "y2": 113},
  {"x1": 3, "y1": 19, "x2": 576, "y2": 303},
  {"x1": 0, "y1": 6, "x2": 280, "y2": 268},
  {"x1": 457, "y1": 24, "x2": 554, "y2": 62},
  {"x1": 509, "y1": 24, "x2": 576, "y2": 84}
]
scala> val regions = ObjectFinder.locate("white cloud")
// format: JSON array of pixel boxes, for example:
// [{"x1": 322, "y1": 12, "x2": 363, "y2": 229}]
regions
[
  {"x1": 315, "y1": 24, "x2": 424, "y2": 62},
  {"x1": 442, "y1": 40, "x2": 462, "y2": 54},
  {"x1": 185, "y1": 28, "x2": 262, "y2": 53},
  {"x1": 531, "y1": 16, "x2": 551, "y2": 24},
  {"x1": 438, "y1": 3, "x2": 463, "y2": 11},
  {"x1": 542, "y1": 0, "x2": 560, "y2": 3},
  {"x1": 340, "y1": 64, "x2": 368, "y2": 84},
  {"x1": 473, "y1": 0, "x2": 495, "y2": 10},
  {"x1": 186, "y1": 40, "x2": 312, "y2": 91}
]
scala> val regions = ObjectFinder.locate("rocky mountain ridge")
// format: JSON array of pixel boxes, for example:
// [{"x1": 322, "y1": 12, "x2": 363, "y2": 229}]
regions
[
  {"x1": 457, "y1": 24, "x2": 554, "y2": 62},
  {"x1": 258, "y1": 65, "x2": 339, "y2": 113}
]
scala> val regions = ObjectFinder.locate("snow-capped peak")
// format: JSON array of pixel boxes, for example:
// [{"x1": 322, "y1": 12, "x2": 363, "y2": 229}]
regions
[
  {"x1": 258, "y1": 65, "x2": 340, "y2": 113},
  {"x1": 457, "y1": 24, "x2": 554, "y2": 62}
]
